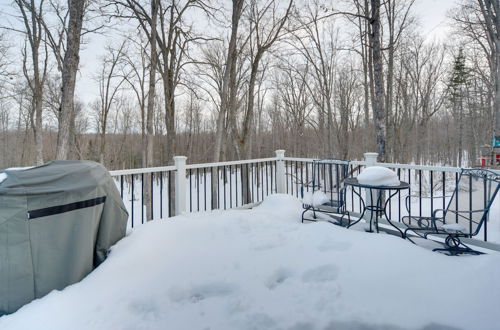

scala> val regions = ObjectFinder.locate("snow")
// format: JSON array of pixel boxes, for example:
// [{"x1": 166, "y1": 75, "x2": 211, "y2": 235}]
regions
[
  {"x1": 302, "y1": 190, "x2": 330, "y2": 206},
  {"x1": 357, "y1": 166, "x2": 400, "y2": 187},
  {"x1": 2, "y1": 194, "x2": 499, "y2": 330},
  {"x1": 441, "y1": 223, "x2": 466, "y2": 233},
  {"x1": 5, "y1": 166, "x2": 35, "y2": 171},
  {"x1": 0, "y1": 173, "x2": 6, "y2": 184},
  {"x1": 0, "y1": 166, "x2": 34, "y2": 185}
]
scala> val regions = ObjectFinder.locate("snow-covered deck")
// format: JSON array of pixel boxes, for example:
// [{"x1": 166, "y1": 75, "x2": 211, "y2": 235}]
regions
[{"x1": 1, "y1": 195, "x2": 498, "y2": 330}]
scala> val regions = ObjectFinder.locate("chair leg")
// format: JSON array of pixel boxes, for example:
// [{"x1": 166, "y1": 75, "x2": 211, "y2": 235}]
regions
[
  {"x1": 301, "y1": 206, "x2": 318, "y2": 223},
  {"x1": 432, "y1": 235, "x2": 483, "y2": 256}
]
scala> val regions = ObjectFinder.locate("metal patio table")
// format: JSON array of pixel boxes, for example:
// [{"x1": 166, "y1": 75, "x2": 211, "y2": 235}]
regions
[{"x1": 344, "y1": 178, "x2": 410, "y2": 237}]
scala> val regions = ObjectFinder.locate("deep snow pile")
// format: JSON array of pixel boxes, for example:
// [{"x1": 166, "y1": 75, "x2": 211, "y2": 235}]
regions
[{"x1": 1, "y1": 194, "x2": 499, "y2": 330}]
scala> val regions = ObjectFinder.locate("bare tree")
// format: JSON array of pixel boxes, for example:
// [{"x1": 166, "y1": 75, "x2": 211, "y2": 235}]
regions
[
  {"x1": 92, "y1": 41, "x2": 127, "y2": 164},
  {"x1": 275, "y1": 61, "x2": 313, "y2": 156},
  {"x1": 290, "y1": 1, "x2": 341, "y2": 157},
  {"x1": 234, "y1": 0, "x2": 293, "y2": 160},
  {"x1": 214, "y1": 0, "x2": 244, "y2": 163},
  {"x1": 14, "y1": 0, "x2": 49, "y2": 165}
]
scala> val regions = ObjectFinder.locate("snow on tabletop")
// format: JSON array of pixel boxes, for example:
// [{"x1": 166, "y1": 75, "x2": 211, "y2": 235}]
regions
[
  {"x1": 357, "y1": 166, "x2": 400, "y2": 187},
  {"x1": 1, "y1": 194, "x2": 499, "y2": 330}
]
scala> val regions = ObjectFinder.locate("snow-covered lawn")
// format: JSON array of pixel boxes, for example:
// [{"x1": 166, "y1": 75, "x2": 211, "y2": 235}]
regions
[{"x1": 1, "y1": 195, "x2": 499, "y2": 330}]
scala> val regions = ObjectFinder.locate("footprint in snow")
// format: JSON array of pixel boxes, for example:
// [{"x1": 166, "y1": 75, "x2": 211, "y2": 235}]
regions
[
  {"x1": 169, "y1": 282, "x2": 236, "y2": 303},
  {"x1": 302, "y1": 264, "x2": 339, "y2": 283},
  {"x1": 128, "y1": 300, "x2": 160, "y2": 321},
  {"x1": 265, "y1": 267, "x2": 294, "y2": 289}
]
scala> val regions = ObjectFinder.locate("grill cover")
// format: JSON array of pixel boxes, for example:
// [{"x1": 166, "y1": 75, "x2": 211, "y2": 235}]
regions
[{"x1": 0, "y1": 161, "x2": 128, "y2": 315}]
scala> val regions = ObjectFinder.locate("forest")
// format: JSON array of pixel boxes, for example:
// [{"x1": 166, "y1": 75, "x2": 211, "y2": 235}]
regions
[{"x1": 0, "y1": 0, "x2": 498, "y2": 170}]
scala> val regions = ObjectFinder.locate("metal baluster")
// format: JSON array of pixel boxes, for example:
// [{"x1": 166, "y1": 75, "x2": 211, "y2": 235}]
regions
[
  {"x1": 141, "y1": 173, "x2": 144, "y2": 224},
  {"x1": 329, "y1": 164, "x2": 333, "y2": 201},
  {"x1": 197, "y1": 168, "x2": 200, "y2": 212},
  {"x1": 151, "y1": 173, "x2": 154, "y2": 221},
  {"x1": 218, "y1": 166, "x2": 221, "y2": 209},
  {"x1": 397, "y1": 168, "x2": 401, "y2": 222},
  {"x1": 484, "y1": 176, "x2": 488, "y2": 241},
  {"x1": 430, "y1": 171, "x2": 434, "y2": 219},
  {"x1": 120, "y1": 175, "x2": 124, "y2": 199},
  {"x1": 266, "y1": 162, "x2": 269, "y2": 196},
  {"x1": 321, "y1": 164, "x2": 326, "y2": 193},
  {"x1": 168, "y1": 172, "x2": 172, "y2": 217},
  {"x1": 131, "y1": 174, "x2": 135, "y2": 228},
  {"x1": 223, "y1": 166, "x2": 227, "y2": 210},
  {"x1": 204, "y1": 168, "x2": 207, "y2": 211},
  {"x1": 230, "y1": 165, "x2": 233, "y2": 208},
  {"x1": 350, "y1": 164, "x2": 354, "y2": 212},
  {"x1": 189, "y1": 169, "x2": 193, "y2": 212},
  {"x1": 160, "y1": 172, "x2": 163, "y2": 219},
  {"x1": 305, "y1": 163, "x2": 309, "y2": 192},
  {"x1": 455, "y1": 172, "x2": 459, "y2": 223},
  {"x1": 408, "y1": 169, "x2": 412, "y2": 224},
  {"x1": 246, "y1": 163, "x2": 250, "y2": 204},
  {"x1": 419, "y1": 170, "x2": 422, "y2": 218},
  {"x1": 236, "y1": 165, "x2": 239, "y2": 206},
  {"x1": 259, "y1": 163, "x2": 265, "y2": 200},
  {"x1": 358, "y1": 166, "x2": 362, "y2": 212},
  {"x1": 469, "y1": 175, "x2": 473, "y2": 237},
  {"x1": 286, "y1": 162, "x2": 289, "y2": 194},
  {"x1": 442, "y1": 171, "x2": 446, "y2": 215},
  {"x1": 335, "y1": 164, "x2": 339, "y2": 197}
]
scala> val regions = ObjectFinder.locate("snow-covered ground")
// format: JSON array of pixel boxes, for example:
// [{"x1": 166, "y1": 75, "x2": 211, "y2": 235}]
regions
[{"x1": 1, "y1": 194, "x2": 499, "y2": 330}]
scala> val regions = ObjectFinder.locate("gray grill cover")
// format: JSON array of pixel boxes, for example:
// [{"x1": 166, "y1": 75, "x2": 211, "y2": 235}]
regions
[{"x1": 0, "y1": 161, "x2": 128, "y2": 315}]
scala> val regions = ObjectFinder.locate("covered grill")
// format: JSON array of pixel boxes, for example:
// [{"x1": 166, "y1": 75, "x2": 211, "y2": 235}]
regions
[{"x1": 0, "y1": 161, "x2": 128, "y2": 315}]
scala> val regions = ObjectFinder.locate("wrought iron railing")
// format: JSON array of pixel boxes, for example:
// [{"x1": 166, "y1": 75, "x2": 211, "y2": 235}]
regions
[{"x1": 109, "y1": 150, "x2": 500, "y2": 249}]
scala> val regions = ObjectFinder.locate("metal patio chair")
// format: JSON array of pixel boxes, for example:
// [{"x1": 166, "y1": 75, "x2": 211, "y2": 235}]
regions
[
  {"x1": 402, "y1": 168, "x2": 500, "y2": 255},
  {"x1": 300, "y1": 159, "x2": 351, "y2": 226}
]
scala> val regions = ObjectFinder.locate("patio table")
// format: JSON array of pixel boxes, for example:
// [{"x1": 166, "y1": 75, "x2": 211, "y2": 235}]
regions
[{"x1": 344, "y1": 178, "x2": 410, "y2": 237}]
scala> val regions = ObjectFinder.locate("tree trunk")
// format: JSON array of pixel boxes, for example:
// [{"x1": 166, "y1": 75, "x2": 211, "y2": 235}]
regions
[
  {"x1": 145, "y1": 0, "x2": 159, "y2": 221},
  {"x1": 369, "y1": 0, "x2": 386, "y2": 162},
  {"x1": 56, "y1": 0, "x2": 85, "y2": 160}
]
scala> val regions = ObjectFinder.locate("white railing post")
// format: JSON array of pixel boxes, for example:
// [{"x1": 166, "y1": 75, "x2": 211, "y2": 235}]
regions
[
  {"x1": 275, "y1": 150, "x2": 286, "y2": 194},
  {"x1": 174, "y1": 156, "x2": 187, "y2": 215},
  {"x1": 364, "y1": 152, "x2": 379, "y2": 231},
  {"x1": 364, "y1": 152, "x2": 379, "y2": 164}
]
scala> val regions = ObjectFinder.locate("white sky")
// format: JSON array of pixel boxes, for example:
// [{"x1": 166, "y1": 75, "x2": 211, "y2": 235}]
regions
[{"x1": 415, "y1": 0, "x2": 458, "y2": 40}]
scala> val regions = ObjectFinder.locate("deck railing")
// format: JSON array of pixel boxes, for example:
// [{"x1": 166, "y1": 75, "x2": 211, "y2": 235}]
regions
[{"x1": 109, "y1": 150, "x2": 500, "y2": 250}]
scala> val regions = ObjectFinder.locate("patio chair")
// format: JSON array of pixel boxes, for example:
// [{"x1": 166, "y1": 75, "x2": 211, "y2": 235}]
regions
[
  {"x1": 402, "y1": 168, "x2": 500, "y2": 255},
  {"x1": 301, "y1": 159, "x2": 351, "y2": 226}
]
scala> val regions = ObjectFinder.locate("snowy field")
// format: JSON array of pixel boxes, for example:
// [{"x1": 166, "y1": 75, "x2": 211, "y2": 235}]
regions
[{"x1": 1, "y1": 194, "x2": 499, "y2": 330}]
